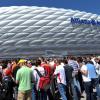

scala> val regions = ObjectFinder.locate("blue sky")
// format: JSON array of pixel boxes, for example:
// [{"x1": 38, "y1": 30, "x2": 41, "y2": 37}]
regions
[{"x1": 0, "y1": 0, "x2": 100, "y2": 14}]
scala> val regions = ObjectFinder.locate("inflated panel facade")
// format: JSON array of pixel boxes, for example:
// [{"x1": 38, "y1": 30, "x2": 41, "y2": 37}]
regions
[{"x1": 0, "y1": 6, "x2": 100, "y2": 58}]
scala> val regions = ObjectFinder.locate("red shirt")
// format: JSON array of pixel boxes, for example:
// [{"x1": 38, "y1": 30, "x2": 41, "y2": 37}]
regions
[{"x1": 41, "y1": 63, "x2": 52, "y2": 76}]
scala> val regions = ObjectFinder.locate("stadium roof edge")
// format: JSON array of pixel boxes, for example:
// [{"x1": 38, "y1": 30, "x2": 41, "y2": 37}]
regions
[{"x1": 0, "y1": 6, "x2": 99, "y2": 16}]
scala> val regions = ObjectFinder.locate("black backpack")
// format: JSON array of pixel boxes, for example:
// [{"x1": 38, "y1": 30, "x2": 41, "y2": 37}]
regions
[
  {"x1": 63, "y1": 64, "x2": 73, "y2": 84},
  {"x1": 2, "y1": 76, "x2": 14, "y2": 93}
]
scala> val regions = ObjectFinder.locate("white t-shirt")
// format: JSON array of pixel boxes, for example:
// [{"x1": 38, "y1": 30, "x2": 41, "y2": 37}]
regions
[
  {"x1": 31, "y1": 65, "x2": 36, "y2": 71},
  {"x1": 33, "y1": 66, "x2": 45, "y2": 90},
  {"x1": 81, "y1": 65, "x2": 91, "y2": 82},
  {"x1": 54, "y1": 64, "x2": 66, "y2": 85}
]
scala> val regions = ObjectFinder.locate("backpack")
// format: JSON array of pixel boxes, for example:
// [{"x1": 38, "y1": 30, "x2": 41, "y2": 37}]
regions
[
  {"x1": 0, "y1": 76, "x2": 15, "y2": 99},
  {"x1": 2, "y1": 76, "x2": 14, "y2": 93},
  {"x1": 35, "y1": 69, "x2": 51, "y2": 91},
  {"x1": 63, "y1": 64, "x2": 73, "y2": 84}
]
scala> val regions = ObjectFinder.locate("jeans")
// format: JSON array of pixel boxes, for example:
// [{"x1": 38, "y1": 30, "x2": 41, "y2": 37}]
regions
[
  {"x1": 32, "y1": 89, "x2": 36, "y2": 100},
  {"x1": 57, "y1": 83, "x2": 67, "y2": 100},
  {"x1": 32, "y1": 84, "x2": 37, "y2": 100},
  {"x1": 71, "y1": 77, "x2": 81, "y2": 100},
  {"x1": 84, "y1": 81, "x2": 94, "y2": 100}
]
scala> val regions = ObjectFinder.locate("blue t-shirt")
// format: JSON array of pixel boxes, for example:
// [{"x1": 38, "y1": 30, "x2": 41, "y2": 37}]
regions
[{"x1": 86, "y1": 63, "x2": 97, "y2": 79}]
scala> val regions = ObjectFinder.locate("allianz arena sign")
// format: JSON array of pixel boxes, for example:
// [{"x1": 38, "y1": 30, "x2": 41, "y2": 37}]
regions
[{"x1": 71, "y1": 17, "x2": 100, "y2": 26}]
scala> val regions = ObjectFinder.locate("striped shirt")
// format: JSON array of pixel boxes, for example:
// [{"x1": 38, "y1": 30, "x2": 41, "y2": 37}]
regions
[{"x1": 68, "y1": 60, "x2": 78, "y2": 75}]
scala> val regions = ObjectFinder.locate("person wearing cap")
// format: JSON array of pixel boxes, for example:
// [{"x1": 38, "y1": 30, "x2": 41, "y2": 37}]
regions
[{"x1": 16, "y1": 59, "x2": 34, "y2": 100}]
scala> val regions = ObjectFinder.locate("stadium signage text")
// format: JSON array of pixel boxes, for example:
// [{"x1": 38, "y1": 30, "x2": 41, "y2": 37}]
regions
[{"x1": 71, "y1": 17, "x2": 100, "y2": 26}]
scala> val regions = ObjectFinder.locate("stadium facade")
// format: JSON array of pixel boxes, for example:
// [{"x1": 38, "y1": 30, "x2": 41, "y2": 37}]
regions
[{"x1": 0, "y1": 6, "x2": 100, "y2": 58}]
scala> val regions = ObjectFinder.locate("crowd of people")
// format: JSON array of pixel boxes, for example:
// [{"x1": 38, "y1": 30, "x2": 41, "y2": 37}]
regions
[{"x1": 0, "y1": 55, "x2": 100, "y2": 100}]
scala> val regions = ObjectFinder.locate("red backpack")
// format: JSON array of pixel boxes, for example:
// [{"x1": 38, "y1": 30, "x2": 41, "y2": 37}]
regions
[{"x1": 35, "y1": 69, "x2": 51, "y2": 91}]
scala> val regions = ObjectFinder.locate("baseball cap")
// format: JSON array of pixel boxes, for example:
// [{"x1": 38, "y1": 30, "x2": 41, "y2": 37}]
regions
[{"x1": 18, "y1": 59, "x2": 27, "y2": 64}]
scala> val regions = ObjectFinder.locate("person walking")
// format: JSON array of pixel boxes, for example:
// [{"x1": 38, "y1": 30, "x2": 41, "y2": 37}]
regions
[
  {"x1": 79, "y1": 59, "x2": 93, "y2": 100},
  {"x1": 54, "y1": 59, "x2": 67, "y2": 100}
]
